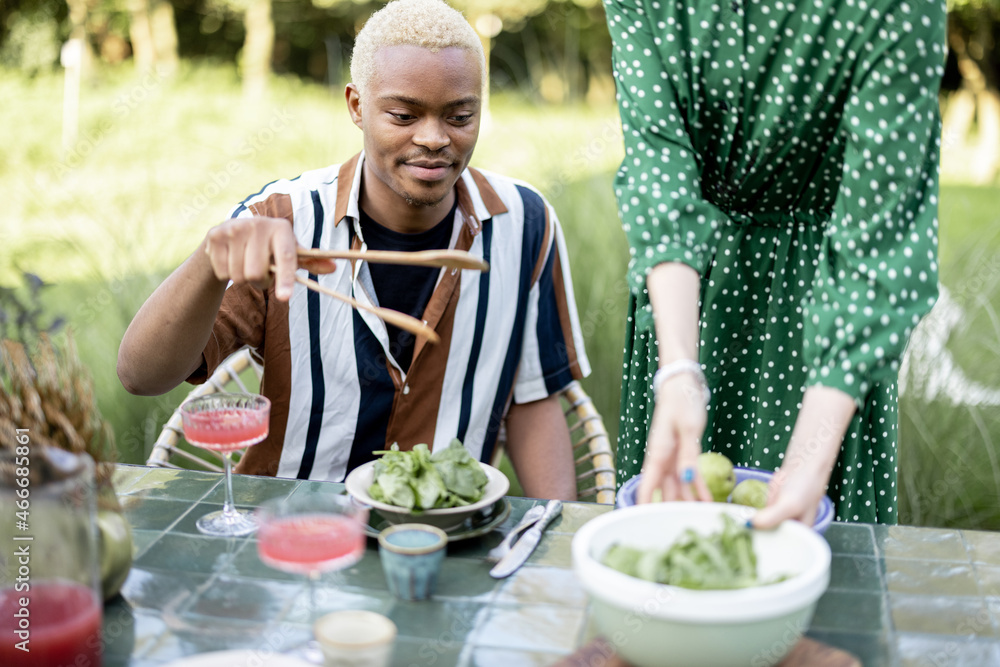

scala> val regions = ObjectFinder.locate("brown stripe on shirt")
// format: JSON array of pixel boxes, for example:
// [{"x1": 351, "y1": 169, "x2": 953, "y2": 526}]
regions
[
  {"x1": 235, "y1": 288, "x2": 291, "y2": 476},
  {"x1": 468, "y1": 167, "x2": 509, "y2": 217},
  {"x1": 551, "y1": 247, "x2": 583, "y2": 380},
  {"x1": 530, "y1": 202, "x2": 553, "y2": 287},
  {"x1": 384, "y1": 276, "x2": 459, "y2": 452},
  {"x1": 191, "y1": 283, "x2": 267, "y2": 384},
  {"x1": 248, "y1": 193, "x2": 294, "y2": 222},
  {"x1": 411, "y1": 190, "x2": 477, "y2": 364},
  {"x1": 334, "y1": 153, "x2": 361, "y2": 226}
]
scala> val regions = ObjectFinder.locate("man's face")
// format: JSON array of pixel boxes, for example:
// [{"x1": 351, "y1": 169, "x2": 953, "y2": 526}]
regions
[{"x1": 348, "y1": 45, "x2": 482, "y2": 213}]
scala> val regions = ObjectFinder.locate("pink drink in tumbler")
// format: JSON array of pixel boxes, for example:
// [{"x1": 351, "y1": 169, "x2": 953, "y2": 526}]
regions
[{"x1": 0, "y1": 581, "x2": 102, "y2": 667}]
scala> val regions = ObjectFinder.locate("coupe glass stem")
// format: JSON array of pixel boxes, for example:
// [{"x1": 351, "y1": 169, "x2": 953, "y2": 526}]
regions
[
  {"x1": 308, "y1": 571, "x2": 319, "y2": 621},
  {"x1": 221, "y1": 452, "x2": 238, "y2": 522}
]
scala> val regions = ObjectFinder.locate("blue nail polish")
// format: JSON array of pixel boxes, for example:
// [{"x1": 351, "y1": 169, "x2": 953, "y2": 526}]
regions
[
  {"x1": 681, "y1": 468, "x2": 695, "y2": 483},
  {"x1": 744, "y1": 520, "x2": 754, "y2": 529}
]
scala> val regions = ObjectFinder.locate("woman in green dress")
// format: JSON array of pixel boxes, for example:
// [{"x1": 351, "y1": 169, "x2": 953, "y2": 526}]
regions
[{"x1": 606, "y1": 0, "x2": 946, "y2": 525}]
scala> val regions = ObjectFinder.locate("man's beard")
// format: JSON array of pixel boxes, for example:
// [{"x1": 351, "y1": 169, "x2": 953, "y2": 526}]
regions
[{"x1": 402, "y1": 190, "x2": 450, "y2": 208}]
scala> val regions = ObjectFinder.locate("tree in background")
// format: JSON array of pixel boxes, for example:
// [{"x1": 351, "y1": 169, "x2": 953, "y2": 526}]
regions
[
  {"x1": 125, "y1": 0, "x2": 179, "y2": 74},
  {"x1": 452, "y1": 0, "x2": 610, "y2": 104},
  {"x1": 239, "y1": 0, "x2": 273, "y2": 98},
  {"x1": 451, "y1": 0, "x2": 546, "y2": 97},
  {"x1": 946, "y1": 0, "x2": 1000, "y2": 183},
  {"x1": 0, "y1": 0, "x2": 611, "y2": 101},
  {"x1": 0, "y1": 0, "x2": 996, "y2": 135}
]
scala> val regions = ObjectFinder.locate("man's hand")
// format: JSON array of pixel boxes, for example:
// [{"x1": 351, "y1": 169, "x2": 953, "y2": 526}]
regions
[
  {"x1": 637, "y1": 371, "x2": 713, "y2": 504},
  {"x1": 118, "y1": 214, "x2": 334, "y2": 396},
  {"x1": 204, "y1": 216, "x2": 301, "y2": 301}
]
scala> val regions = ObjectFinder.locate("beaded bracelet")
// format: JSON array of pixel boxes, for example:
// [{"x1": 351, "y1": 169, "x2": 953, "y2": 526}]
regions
[{"x1": 652, "y1": 359, "x2": 711, "y2": 404}]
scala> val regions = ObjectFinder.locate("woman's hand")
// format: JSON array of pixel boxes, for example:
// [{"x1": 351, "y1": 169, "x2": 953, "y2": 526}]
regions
[
  {"x1": 637, "y1": 370, "x2": 713, "y2": 504},
  {"x1": 752, "y1": 385, "x2": 857, "y2": 528},
  {"x1": 639, "y1": 261, "x2": 710, "y2": 504},
  {"x1": 754, "y1": 451, "x2": 831, "y2": 527}
]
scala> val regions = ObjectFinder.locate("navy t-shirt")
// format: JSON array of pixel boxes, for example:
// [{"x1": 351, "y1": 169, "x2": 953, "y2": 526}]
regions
[{"x1": 359, "y1": 200, "x2": 457, "y2": 372}]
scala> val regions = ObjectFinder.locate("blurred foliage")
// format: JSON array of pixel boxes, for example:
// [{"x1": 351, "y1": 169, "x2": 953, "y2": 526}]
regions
[
  {"x1": 1, "y1": 0, "x2": 994, "y2": 104},
  {"x1": 947, "y1": 0, "x2": 1000, "y2": 10},
  {"x1": 0, "y1": 273, "x2": 65, "y2": 347},
  {"x1": 897, "y1": 185, "x2": 1000, "y2": 529},
  {"x1": 0, "y1": 4, "x2": 63, "y2": 73},
  {"x1": 0, "y1": 0, "x2": 612, "y2": 98}
]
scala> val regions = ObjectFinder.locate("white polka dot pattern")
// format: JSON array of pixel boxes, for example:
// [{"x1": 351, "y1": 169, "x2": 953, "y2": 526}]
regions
[{"x1": 605, "y1": 0, "x2": 945, "y2": 524}]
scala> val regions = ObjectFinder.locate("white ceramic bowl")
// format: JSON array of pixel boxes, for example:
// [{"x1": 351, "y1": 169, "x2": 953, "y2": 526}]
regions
[
  {"x1": 572, "y1": 502, "x2": 831, "y2": 667},
  {"x1": 344, "y1": 459, "x2": 509, "y2": 531}
]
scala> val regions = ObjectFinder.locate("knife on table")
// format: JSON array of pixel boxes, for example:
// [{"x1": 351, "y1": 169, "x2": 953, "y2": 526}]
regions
[{"x1": 489, "y1": 499, "x2": 563, "y2": 579}]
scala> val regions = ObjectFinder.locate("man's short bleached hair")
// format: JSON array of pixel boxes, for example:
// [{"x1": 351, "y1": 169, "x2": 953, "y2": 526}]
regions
[{"x1": 350, "y1": 0, "x2": 485, "y2": 95}]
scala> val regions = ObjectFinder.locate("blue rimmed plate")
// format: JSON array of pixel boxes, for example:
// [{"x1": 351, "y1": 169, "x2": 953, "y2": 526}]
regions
[
  {"x1": 616, "y1": 466, "x2": 835, "y2": 534},
  {"x1": 363, "y1": 497, "x2": 511, "y2": 542}
]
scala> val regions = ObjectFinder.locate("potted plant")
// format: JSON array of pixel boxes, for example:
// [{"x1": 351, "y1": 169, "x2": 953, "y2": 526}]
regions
[{"x1": 0, "y1": 274, "x2": 132, "y2": 600}]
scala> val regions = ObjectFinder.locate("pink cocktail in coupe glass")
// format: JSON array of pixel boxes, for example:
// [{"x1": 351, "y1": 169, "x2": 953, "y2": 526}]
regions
[
  {"x1": 180, "y1": 393, "x2": 271, "y2": 536},
  {"x1": 257, "y1": 494, "x2": 367, "y2": 619}
]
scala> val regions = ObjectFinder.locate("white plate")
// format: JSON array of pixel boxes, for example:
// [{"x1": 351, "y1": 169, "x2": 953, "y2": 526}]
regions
[
  {"x1": 162, "y1": 650, "x2": 315, "y2": 667},
  {"x1": 344, "y1": 458, "x2": 509, "y2": 531}
]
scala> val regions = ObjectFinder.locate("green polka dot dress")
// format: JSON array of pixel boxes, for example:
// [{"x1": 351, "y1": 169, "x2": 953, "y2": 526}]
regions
[{"x1": 605, "y1": 0, "x2": 945, "y2": 523}]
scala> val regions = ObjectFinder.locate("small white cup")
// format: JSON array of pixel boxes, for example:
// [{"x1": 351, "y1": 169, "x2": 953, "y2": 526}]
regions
[{"x1": 313, "y1": 610, "x2": 397, "y2": 667}]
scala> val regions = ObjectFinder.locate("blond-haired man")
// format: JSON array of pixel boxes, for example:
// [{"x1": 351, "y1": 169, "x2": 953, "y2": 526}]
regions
[{"x1": 118, "y1": 0, "x2": 590, "y2": 500}]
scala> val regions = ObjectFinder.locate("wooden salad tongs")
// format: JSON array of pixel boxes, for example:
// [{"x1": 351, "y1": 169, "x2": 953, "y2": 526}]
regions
[
  {"x1": 297, "y1": 248, "x2": 489, "y2": 273},
  {"x1": 273, "y1": 249, "x2": 489, "y2": 345}
]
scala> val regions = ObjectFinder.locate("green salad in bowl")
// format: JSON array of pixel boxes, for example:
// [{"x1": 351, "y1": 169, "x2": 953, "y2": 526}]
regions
[
  {"x1": 602, "y1": 514, "x2": 790, "y2": 590},
  {"x1": 369, "y1": 440, "x2": 489, "y2": 510},
  {"x1": 345, "y1": 439, "x2": 508, "y2": 531}
]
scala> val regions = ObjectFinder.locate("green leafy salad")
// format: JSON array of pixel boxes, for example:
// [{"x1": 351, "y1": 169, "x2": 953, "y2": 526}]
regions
[
  {"x1": 602, "y1": 515, "x2": 785, "y2": 590},
  {"x1": 368, "y1": 439, "x2": 489, "y2": 511}
]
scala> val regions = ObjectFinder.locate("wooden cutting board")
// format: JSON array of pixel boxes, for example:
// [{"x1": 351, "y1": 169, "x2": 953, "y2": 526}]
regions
[{"x1": 550, "y1": 637, "x2": 861, "y2": 667}]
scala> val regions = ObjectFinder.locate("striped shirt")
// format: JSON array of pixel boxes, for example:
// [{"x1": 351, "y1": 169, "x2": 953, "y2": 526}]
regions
[{"x1": 192, "y1": 152, "x2": 591, "y2": 481}]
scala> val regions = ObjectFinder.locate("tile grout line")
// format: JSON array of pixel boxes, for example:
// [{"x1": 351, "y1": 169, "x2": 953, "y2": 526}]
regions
[
  {"x1": 964, "y1": 528, "x2": 1000, "y2": 638},
  {"x1": 871, "y1": 523, "x2": 902, "y2": 667},
  {"x1": 124, "y1": 470, "x2": 226, "y2": 560}
]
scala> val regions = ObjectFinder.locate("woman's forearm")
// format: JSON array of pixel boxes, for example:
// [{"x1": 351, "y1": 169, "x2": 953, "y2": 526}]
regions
[
  {"x1": 785, "y1": 385, "x2": 857, "y2": 475},
  {"x1": 750, "y1": 384, "x2": 857, "y2": 528},
  {"x1": 646, "y1": 262, "x2": 702, "y2": 364}
]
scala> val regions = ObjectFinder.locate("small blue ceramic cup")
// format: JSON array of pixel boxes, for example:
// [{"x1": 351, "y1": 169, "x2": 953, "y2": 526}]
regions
[{"x1": 378, "y1": 524, "x2": 448, "y2": 601}]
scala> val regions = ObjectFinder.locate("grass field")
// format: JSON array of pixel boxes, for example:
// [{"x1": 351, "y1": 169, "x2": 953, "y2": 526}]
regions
[{"x1": 4, "y1": 63, "x2": 1000, "y2": 528}]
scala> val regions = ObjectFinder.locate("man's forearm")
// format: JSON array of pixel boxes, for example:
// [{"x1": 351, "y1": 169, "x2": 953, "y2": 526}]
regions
[
  {"x1": 503, "y1": 394, "x2": 577, "y2": 501},
  {"x1": 117, "y1": 241, "x2": 228, "y2": 396}
]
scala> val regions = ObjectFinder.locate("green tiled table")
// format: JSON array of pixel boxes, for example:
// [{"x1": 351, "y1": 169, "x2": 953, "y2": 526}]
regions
[{"x1": 103, "y1": 465, "x2": 1000, "y2": 666}]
